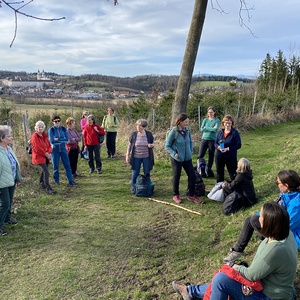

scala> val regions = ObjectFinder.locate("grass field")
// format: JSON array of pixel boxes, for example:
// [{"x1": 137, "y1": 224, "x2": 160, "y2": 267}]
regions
[{"x1": 1, "y1": 120, "x2": 300, "y2": 299}]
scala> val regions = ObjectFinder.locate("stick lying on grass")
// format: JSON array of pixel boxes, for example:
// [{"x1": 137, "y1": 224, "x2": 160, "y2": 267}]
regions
[{"x1": 147, "y1": 198, "x2": 202, "y2": 216}]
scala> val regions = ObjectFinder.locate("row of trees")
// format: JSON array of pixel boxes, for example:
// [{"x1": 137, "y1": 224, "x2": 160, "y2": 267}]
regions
[{"x1": 257, "y1": 50, "x2": 300, "y2": 94}]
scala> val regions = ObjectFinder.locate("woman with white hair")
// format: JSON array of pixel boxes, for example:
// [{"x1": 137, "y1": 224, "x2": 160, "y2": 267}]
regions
[
  {"x1": 0, "y1": 125, "x2": 22, "y2": 235},
  {"x1": 221, "y1": 157, "x2": 257, "y2": 215},
  {"x1": 31, "y1": 120, "x2": 56, "y2": 194}
]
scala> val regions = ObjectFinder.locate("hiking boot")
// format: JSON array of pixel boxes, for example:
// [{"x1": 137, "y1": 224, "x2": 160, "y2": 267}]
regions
[
  {"x1": 69, "y1": 181, "x2": 78, "y2": 187},
  {"x1": 207, "y1": 169, "x2": 215, "y2": 178},
  {"x1": 187, "y1": 195, "x2": 205, "y2": 204},
  {"x1": 97, "y1": 169, "x2": 102, "y2": 174},
  {"x1": 173, "y1": 195, "x2": 182, "y2": 204},
  {"x1": 46, "y1": 187, "x2": 57, "y2": 195},
  {"x1": 5, "y1": 219, "x2": 18, "y2": 225},
  {"x1": 0, "y1": 228, "x2": 8, "y2": 236},
  {"x1": 223, "y1": 248, "x2": 244, "y2": 263},
  {"x1": 172, "y1": 281, "x2": 191, "y2": 300}
]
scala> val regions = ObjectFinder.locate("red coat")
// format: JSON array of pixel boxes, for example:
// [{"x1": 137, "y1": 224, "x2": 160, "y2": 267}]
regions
[
  {"x1": 203, "y1": 264, "x2": 263, "y2": 300},
  {"x1": 83, "y1": 124, "x2": 105, "y2": 146},
  {"x1": 31, "y1": 132, "x2": 52, "y2": 164}
]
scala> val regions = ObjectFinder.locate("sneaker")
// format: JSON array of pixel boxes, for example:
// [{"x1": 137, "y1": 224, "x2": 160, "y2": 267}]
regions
[
  {"x1": 5, "y1": 219, "x2": 18, "y2": 225},
  {"x1": 187, "y1": 195, "x2": 205, "y2": 204},
  {"x1": 223, "y1": 248, "x2": 244, "y2": 263},
  {"x1": 89, "y1": 169, "x2": 94, "y2": 174},
  {"x1": 97, "y1": 170, "x2": 102, "y2": 174},
  {"x1": 0, "y1": 228, "x2": 8, "y2": 236},
  {"x1": 69, "y1": 181, "x2": 78, "y2": 187},
  {"x1": 173, "y1": 195, "x2": 182, "y2": 204},
  {"x1": 172, "y1": 281, "x2": 191, "y2": 300}
]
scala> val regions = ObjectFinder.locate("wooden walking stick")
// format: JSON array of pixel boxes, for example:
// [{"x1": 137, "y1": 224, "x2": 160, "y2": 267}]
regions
[{"x1": 147, "y1": 198, "x2": 202, "y2": 216}]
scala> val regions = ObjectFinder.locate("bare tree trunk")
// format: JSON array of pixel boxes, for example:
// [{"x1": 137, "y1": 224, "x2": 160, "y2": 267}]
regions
[{"x1": 171, "y1": 0, "x2": 208, "y2": 124}]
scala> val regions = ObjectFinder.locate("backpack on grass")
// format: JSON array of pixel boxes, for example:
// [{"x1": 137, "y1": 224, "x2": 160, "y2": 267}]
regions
[
  {"x1": 186, "y1": 167, "x2": 205, "y2": 196},
  {"x1": 197, "y1": 157, "x2": 207, "y2": 178},
  {"x1": 134, "y1": 174, "x2": 154, "y2": 197}
]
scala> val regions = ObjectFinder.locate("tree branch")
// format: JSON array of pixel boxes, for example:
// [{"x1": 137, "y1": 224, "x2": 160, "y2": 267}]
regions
[{"x1": 1, "y1": 0, "x2": 66, "y2": 47}]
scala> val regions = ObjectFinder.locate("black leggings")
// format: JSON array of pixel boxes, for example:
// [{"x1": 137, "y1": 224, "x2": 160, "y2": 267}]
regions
[{"x1": 233, "y1": 214, "x2": 262, "y2": 252}]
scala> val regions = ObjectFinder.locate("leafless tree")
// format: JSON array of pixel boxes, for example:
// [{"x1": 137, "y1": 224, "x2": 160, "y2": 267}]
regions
[{"x1": 0, "y1": 0, "x2": 65, "y2": 47}]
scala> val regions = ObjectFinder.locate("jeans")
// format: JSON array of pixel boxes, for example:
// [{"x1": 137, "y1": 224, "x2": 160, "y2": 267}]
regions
[
  {"x1": 198, "y1": 139, "x2": 215, "y2": 170},
  {"x1": 188, "y1": 272, "x2": 269, "y2": 300},
  {"x1": 51, "y1": 150, "x2": 74, "y2": 183},
  {"x1": 106, "y1": 132, "x2": 117, "y2": 156},
  {"x1": 131, "y1": 157, "x2": 150, "y2": 188},
  {"x1": 171, "y1": 158, "x2": 195, "y2": 196},
  {"x1": 87, "y1": 144, "x2": 102, "y2": 171},
  {"x1": 234, "y1": 214, "x2": 261, "y2": 253},
  {"x1": 0, "y1": 185, "x2": 16, "y2": 228}
]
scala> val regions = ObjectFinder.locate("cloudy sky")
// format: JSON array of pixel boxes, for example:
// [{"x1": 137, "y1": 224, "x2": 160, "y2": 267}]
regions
[{"x1": 0, "y1": 0, "x2": 299, "y2": 78}]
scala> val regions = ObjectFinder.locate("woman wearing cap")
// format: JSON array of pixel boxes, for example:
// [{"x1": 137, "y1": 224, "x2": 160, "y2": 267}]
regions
[
  {"x1": 83, "y1": 115, "x2": 105, "y2": 174},
  {"x1": 102, "y1": 107, "x2": 120, "y2": 158},
  {"x1": 80, "y1": 110, "x2": 89, "y2": 159},
  {"x1": 48, "y1": 115, "x2": 78, "y2": 187}
]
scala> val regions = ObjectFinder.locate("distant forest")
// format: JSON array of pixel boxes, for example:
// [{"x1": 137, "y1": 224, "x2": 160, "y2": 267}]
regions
[{"x1": 0, "y1": 70, "x2": 254, "y2": 92}]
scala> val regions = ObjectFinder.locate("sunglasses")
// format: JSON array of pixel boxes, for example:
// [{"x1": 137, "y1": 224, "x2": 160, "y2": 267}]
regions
[{"x1": 53, "y1": 120, "x2": 61, "y2": 123}]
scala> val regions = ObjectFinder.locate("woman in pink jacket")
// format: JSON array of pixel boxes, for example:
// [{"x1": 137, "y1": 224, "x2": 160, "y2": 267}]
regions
[{"x1": 83, "y1": 115, "x2": 105, "y2": 174}]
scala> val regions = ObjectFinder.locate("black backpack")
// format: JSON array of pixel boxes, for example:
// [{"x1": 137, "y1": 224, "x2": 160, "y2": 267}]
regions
[
  {"x1": 186, "y1": 167, "x2": 205, "y2": 196},
  {"x1": 197, "y1": 157, "x2": 207, "y2": 178},
  {"x1": 222, "y1": 192, "x2": 243, "y2": 215},
  {"x1": 134, "y1": 174, "x2": 154, "y2": 197}
]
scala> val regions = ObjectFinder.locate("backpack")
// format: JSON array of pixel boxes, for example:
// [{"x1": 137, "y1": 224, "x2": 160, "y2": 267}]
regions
[
  {"x1": 165, "y1": 127, "x2": 178, "y2": 144},
  {"x1": 222, "y1": 191, "x2": 243, "y2": 215},
  {"x1": 26, "y1": 139, "x2": 32, "y2": 155},
  {"x1": 197, "y1": 157, "x2": 207, "y2": 178},
  {"x1": 186, "y1": 167, "x2": 205, "y2": 196},
  {"x1": 134, "y1": 174, "x2": 154, "y2": 197},
  {"x1": 103, "y1": 115, "x2": 117, "y2": 125},
  {"x1": 98, "y1": 134, "x2": 105, "y2": 144}
]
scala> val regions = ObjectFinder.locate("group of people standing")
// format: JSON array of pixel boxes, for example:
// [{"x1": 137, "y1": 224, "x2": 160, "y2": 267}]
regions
[{"x1": 31, "y1": 108, "x2": 119, "y2": 193}]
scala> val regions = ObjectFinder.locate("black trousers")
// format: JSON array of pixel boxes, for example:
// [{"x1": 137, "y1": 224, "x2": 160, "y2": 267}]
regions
[
  {"x1": 171, "y1": 158, "x2": 195, "y2": 196},
  {"x1": 215, "y1": 154, "x2": 237, "y2": 182},
  {"x1": 233, "y1": 214, "x2": 261, "y2": 252},
  {"x1": 198, "y1": 139, "x2": 215, "y2": 170},
  {"x1": 39, "y1": 162, "x2": 50, "y2": 188},
  {"x1": 87, "y1": 144, "x2": 102, "y2": 171},
  {"x1": 68, "y1": 147, "x2": 79, "y2": 174},
  {"x1": 106, "y1": 132, "x2": 117, "y2": 156}
]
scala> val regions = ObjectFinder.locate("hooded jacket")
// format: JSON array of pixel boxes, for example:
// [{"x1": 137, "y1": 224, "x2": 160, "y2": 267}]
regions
[{"x1": 31, "y1": 131, "x2": 52, "y2": 164}]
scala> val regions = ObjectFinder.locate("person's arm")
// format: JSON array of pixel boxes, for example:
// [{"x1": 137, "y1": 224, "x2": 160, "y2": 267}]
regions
[
  {"x1": 97, "y1": 125, "x2": 105, "y2": 136},
  {"x1": 165, "y1": 128, "x2": 177, "y2": 156},
  {"x1": 227, "y1": 129, "x2": 242, "y2": 152},
  {"x1": 200, "y1": 119, "x2": 207, "y2": 132},
  {"x1": 282, "y1": 195, "x2": 300, "y2": 231}
]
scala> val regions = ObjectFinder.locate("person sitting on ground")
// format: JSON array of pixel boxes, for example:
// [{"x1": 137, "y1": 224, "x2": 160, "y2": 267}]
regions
[
  {"x1": 221, "y1": 157, "x2": 257, "y2": 215},
  {"x1": 223, "y1": 169, "x2": 300, "y2": 263},
  {"x1": 172, "y1": 202, "x2": 298, "y2": 300},
  {"x1": 31, "y1": 120, "x2": 56, "y2": 194},
  {"x1": 48, "y1": 115, "x2": 78, "y2": 187}
]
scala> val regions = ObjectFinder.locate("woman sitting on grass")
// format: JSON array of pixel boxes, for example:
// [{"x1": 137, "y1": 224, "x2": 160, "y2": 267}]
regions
[
  {"x1": 221, "y1": 158, "x2": 257, "y2": 215},
  {"x1": 172, "y1": 202, "x2": 298, "y2": 300},
  {"x1": 223, "y1": 169, "x2": 300, "y2": 263}
]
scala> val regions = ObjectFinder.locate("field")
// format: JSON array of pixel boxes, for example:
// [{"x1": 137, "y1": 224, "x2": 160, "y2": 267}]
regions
[{"x1": 1, "y1": 118, "x2": 300, "y2": 299}]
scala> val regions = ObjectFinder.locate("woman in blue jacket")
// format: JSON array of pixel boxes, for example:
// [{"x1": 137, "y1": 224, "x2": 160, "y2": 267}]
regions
[
  {"x1": 165, "y1": 113, "x2": 204, "y2": 205},
  {"x1": 214, "y1": 115, "x2": 241, "y2": 182},
  {"x1": 223, "y1": 169, "x2": 300, "y2": 263},
  {"x1": 48, "y1": 115, "x2": 77, "y2": 187}
]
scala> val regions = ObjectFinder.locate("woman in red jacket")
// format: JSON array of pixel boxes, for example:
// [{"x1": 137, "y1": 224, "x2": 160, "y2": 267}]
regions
[
  {"x1": 83, "y1": 115, "x2": 105, "y2": 174},
  {"x1": 31, "y1": 120, "x2": 56, "y2": 194}
]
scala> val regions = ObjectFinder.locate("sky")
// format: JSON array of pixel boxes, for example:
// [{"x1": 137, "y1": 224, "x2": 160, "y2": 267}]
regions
[{"x1": 0, "y1": 0, "x2": 299, "y2": 78}]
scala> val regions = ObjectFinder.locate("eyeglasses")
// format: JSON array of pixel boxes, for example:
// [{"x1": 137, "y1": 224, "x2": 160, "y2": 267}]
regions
[{"x1": 53, "y1": 120, "x2": 61, "y2": 123}]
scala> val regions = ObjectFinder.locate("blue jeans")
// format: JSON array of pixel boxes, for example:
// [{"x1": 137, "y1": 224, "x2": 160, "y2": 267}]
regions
[
  {"x1": 188, "y1": 272, "x2": 270, "y2": 300},
  {"x1": 131, "y1": 157, "x2": 150, "y2": 188},
  {"x1": 51, "y1": 150, "x2": 73, "y2": 183}
]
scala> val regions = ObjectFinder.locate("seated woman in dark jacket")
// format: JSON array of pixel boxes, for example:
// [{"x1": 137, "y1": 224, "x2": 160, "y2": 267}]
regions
[{"x1": 222, "y1": 158, "x2": 257, "y2": 215}]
